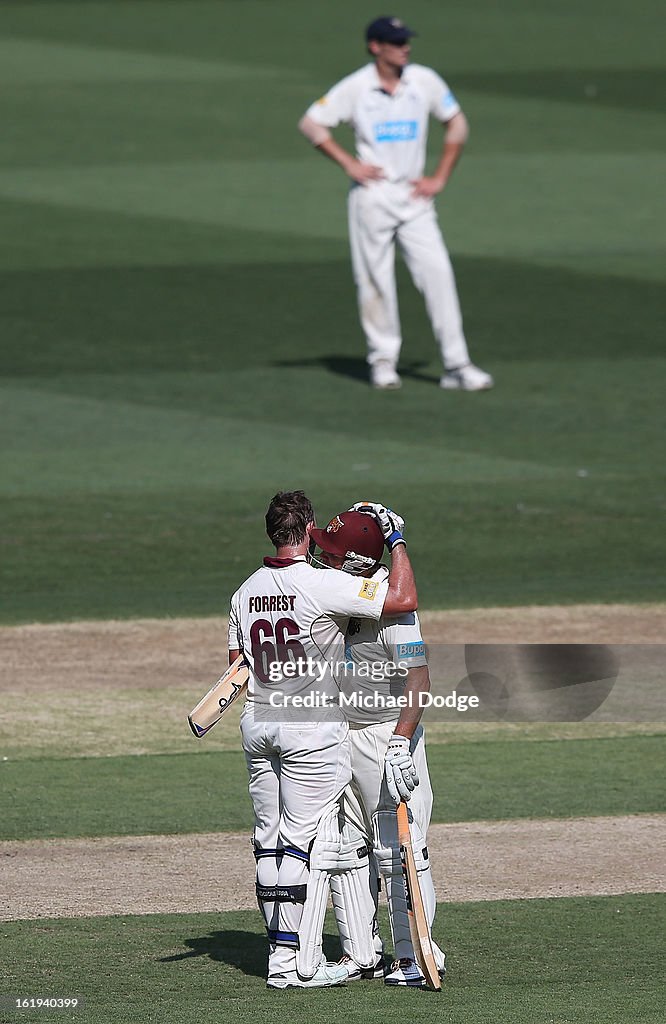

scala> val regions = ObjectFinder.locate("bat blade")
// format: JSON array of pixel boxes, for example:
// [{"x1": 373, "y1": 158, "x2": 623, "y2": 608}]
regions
[
  {"x1": 397, "y1": 801, "x2": 442, "y2": 991},
  {"x1": 188, "y1": 655, "x2": 249, "y2": 738}
]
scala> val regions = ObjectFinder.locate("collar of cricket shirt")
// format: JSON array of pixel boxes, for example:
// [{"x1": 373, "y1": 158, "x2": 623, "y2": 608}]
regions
[
  {"x1": 263, "y1": 555, "x2": 307, "y2": 567},
  {"x1": 371, "y1": 62, "x2": 411, "y2": 96}
]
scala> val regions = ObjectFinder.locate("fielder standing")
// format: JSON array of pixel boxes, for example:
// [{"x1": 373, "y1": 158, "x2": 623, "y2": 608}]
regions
[
  {"x1": 227, "y1": 490, "x2": 417, "y2": 988},
  {"x1": 299, "y1": 15, "x2": 493, "y2": 392},
  {"x1": 309, "y1": 503, "x2": 446, "y2": 988}
]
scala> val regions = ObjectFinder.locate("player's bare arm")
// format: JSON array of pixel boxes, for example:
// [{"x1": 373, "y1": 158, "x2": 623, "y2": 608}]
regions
[
  {"x1": 392, "y1": 665, "x2": 430, "y2": 740},
  {"x1": 299, "y1": 115, "x2": 384, "y2": 185},
  {"x1": 411, "y1": 111, "x2": 469, "y2": 198},
  {"x1": 346, "y1": 500, "x2": 416, "y2": 615},
  {"x1": 383, "y1": 542, "x2": 417, "y2": 615}
]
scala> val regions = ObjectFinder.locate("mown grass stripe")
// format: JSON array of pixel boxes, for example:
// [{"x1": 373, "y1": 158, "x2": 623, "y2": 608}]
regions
[{"x1": 1, "y1": 735, "x2": 663, "y2": 841}]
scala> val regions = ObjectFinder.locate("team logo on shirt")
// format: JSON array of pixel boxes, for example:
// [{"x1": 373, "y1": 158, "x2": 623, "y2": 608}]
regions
[
  {"x1": 317, "y1": 96, "x2": 328, "y2": 105},
  {"x1": 374, "y1": 120, "x2": 418, "y2": 142},
  {"x1": 358, "y1": 580, "x2": 379, "y2": 600}
]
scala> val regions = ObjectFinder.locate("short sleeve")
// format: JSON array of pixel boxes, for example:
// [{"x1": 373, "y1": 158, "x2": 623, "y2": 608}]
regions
[
  {"x1": 304, "y1": 74, "x2": 356, "y2": 128},
  {"x1": 424, "y1": 68, "x2": 461, "y2": 122},
  {"x1": 318, "y1": 571, "x2": 389, "y2": 620},
  {"x1": 382, "y1": 611, "x2": 428, "y2": 667}
]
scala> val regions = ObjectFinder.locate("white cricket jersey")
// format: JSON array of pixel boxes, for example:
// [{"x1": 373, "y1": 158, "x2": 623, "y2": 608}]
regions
[
  {"x1": 305, "y1": 62, "x2": 460, "y2": 184},
  {"x1": 336, "y1": 567, "x2": 428, "y2": 725},
  {"x1": 228, "y1": 556, "x2": 388, "y2": 702}
]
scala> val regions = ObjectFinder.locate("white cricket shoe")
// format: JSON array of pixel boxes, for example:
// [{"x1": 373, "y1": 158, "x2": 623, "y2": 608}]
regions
[
  {"x1": 337, "y1": 954, "x2": 386, "y2": 982},
  {"x1": 266, "y1": 957, "x2": 348, "y2": 989},
  {"x1": 371, "y1": 361, "x2": 402, "y2": 390},
  {"x1": 440, "y1": 363, "x2": 494, "y2": 391},
  {"x1": 383, "y1": 957, "x2": 426, "y2": 988}
]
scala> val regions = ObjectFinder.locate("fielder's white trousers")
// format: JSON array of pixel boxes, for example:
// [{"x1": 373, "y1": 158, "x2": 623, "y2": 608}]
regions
[
  {"x1": 240, "y1": 706, "x2": 351, "y2": 978},
  {"x1": 348, "y1": 181, "x2": 471, "y2": 372}
]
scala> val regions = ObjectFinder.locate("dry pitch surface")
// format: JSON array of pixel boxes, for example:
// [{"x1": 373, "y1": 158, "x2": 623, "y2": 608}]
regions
[{"x1": 1, "y1": 605, "x2": 664, "y2": 921}]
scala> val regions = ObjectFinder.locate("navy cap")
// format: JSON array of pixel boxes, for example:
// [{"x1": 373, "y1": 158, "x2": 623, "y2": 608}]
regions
[{"x1": 365, "y1": 16, "x2": 417, "y2": 43}]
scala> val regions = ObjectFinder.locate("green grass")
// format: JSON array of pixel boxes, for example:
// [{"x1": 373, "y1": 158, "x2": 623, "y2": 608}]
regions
[
  {"x1": 3, "y1": 475, "x2": 664, "y2": 622},
  {"x1": 1, "y1": 896, "x2": 664, "y2": 1023},
  {"x1": 0, "y1": 0, "x2": 664, "y2": 623},
  {"x1": 2, "y1": 735, "x2": 663, "y2": 841}
]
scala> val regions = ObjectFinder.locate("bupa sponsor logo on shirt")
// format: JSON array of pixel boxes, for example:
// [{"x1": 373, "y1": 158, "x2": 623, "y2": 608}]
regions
[
  {"x1": 374, "y1": 120, "x2": 418, "y2": 142},
  {"x1": 396, "y1": 641, "x2": 426, "y2": 658},
  {"x1": 358, "y1": 580, "x2": 379, "y2": 600}
]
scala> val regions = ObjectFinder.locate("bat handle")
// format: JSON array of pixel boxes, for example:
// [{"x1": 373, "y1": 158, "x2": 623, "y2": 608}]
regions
[{"x1": 396, "y1": 801, "x2": 411, "y2": 844}]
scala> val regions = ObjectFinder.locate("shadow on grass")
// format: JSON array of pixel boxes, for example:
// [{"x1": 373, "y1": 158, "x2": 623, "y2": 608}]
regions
[
  {"x1": 159, "y1": 928, "x2": 265, "y2": 978},
  {"x1": 159, "y1": 928, "x2": 342, "y2": 980},
  {"x1": 271, "y1": 354, "x2": 435, "y2": 385}
]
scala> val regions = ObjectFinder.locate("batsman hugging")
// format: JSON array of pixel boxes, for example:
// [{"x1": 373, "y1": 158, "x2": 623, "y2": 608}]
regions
[
  {"x1": 190, "y1": 490, "x2": 444, "y2": 990},
  {"x1": 4, "y1": 0, "x2": 664, "y2": 1016}
]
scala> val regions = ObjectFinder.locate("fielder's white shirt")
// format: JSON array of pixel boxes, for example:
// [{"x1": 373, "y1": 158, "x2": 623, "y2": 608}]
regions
[
  {"x1": 305, "y1": 62, "x2": 461, "y2": 184},
  {"x1": 228, "y1": 556, "x2": 388, "y2": 701}
]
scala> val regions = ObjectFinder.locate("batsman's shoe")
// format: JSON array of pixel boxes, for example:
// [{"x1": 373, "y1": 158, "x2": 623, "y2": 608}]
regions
[
  {"x1": 384, "y1": 957, "x2": 426, "y2": 988},
  {"x1": 337, "y1": 954, "x2": 386, "y2": 982},
  {"x1": 371, "y1": 361, "x2": 402, "y2": 390},
  {"x1": 440, "y1": 363, "x2": 494, "y2": 391},
  {"x1": 266, "y1": 958, "x2": 348, "y2": 989}
]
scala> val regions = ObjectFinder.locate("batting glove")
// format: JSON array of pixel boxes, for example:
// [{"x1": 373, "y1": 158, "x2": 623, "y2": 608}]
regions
[
  {"x1": 349, "y1": 501, "x2": 406, "y2": 551},
  {"x1": 384, "y1": 734, "x2": 419, "y2": 804}
]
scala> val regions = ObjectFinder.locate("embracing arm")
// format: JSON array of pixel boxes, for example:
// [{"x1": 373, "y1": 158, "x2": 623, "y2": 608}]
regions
[
  {"x1": 348, "y1": 501, "x2": 417, "y2": 615},
  {"x1": 383, "y1": 542, "x2": 418, "y2": 616}
]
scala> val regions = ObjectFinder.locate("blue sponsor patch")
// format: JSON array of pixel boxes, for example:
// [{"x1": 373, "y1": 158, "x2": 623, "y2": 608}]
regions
[
  {"x1": 396, "y1": 641, "x2": 426, "y2": 659},
  {"x1": 374, "y1": 119, "x2": 418, "y2": 142}
]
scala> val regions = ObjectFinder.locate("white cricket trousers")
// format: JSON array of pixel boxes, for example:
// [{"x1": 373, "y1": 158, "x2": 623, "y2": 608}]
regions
[
  {"x1": 348, "y1": 181, "x2": 471, "y2": 372},
  {"x1": 240, "y1": 705, "x2": 351, "y2": 979},
  {"x1": 339, "y1": 721, "x2": 445, "y2": 966}
]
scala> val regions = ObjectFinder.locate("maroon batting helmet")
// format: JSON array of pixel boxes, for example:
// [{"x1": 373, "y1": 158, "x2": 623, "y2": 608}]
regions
[{"x1": 310, "y1": 510, "x2": 384, "y2": 574}]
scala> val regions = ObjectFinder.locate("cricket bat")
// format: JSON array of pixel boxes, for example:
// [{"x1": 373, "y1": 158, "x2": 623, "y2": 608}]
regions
[
  {"x1": 188, "y1": 654, "x2": 249, "y2": 738},
  {"x1": 397, "y1": 801, "x2": 442, "y2": 991}
]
